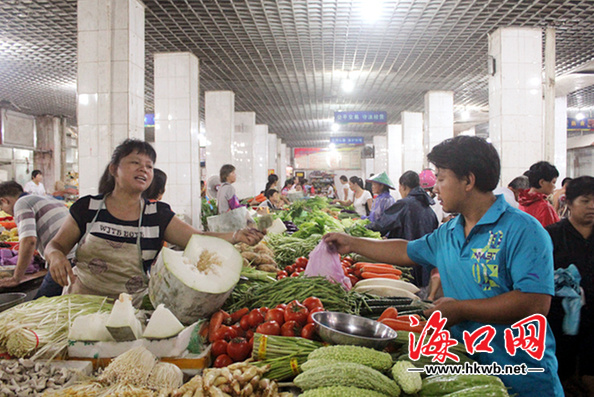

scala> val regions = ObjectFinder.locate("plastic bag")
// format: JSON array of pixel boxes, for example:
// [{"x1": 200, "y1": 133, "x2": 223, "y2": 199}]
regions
[
  {"x1": 554, "y1": 264, "x2": 583, "y2": 336},
  {"x1": 304, "y1": 240, "x2": 352, "y2": 291}
]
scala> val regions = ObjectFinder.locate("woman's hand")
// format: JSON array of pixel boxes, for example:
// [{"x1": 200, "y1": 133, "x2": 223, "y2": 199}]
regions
[
  {"x1": 233, "y1": 228, "x2": 265, "y2": 246},
  {"x1": 48, "y1": 252, "x2": 75, "y2": 287},
  {"x1": 323, "y1": 232, "x2": 355, "y2": 255}
]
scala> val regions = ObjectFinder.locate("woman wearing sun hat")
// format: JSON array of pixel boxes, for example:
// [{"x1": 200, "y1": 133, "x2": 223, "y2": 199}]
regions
[{"x1": 364, "y1": 172, "x2": 396, "y2": 223}]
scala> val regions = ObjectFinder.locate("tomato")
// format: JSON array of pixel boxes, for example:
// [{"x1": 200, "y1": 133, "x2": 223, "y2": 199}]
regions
[
  {"x1": 277, "y1": 270, "x2": 288, "y2": 279},
  {"x1": 245, "y1": 329, "x2": 254, "y2": 341},
  {"x1": 290, "y1": 272, "x2": 301, "y2": 277},
  {"x1": 231, "y1": 324, "x2": 245, "y2": 338},
  {"x1": 239, "y1": 315, "x2": 251, "y2": 331},
  {"x1": 276, "y1": 303, "x2": 287, "y2": 310},
  {"x1": 259, "y1": 307, "x2": 269, "y2": 315},
  {"x1": 227, "y1": 337, "x2": 251, "y2": 361},
  {"x1": 214, "y1": 354, "x2": 233, "y2": 368},
  {"x1": 247, "y1": 309, "x2": 265, "y2": 328},
  {"x1": 302, "y1": 297, "x2": 324, "y2": 312},
  {"x1": 284, "y1": 300, "x2": 309, "y2": 325},
  {"x1": 277, "y1": 273, "x2": 287, "y2": 280},
  {"x1": 280, "y1": 320, "x2": 302, "y2": 337},
  {"x1": 295, "y1": 257, "x2": 308, "y2": 268},
  {"x1": 256, "y1": 320, "x2": 281, "y2": 335},
  {"x1": 284, "y1": 265, "x2": 293, "y2": 273},
  {"x1": 211, "y1": 340, "x2": 228, "y2": 357},
  {"x1": 307, "y1": 307, "x2": 324, "y2": 324},
  {"x1": 212, "y1": 325, "x2": 231, "y2": 341},
  {"x1": 265, "y1": 308, "x2": 285, "y2": 325},
  {"x1": 248, "y1": 336, "x2": 254, "y2": 349},
  {"x1": 301, "y1": 323, "x2": 316, "y2": 339}
]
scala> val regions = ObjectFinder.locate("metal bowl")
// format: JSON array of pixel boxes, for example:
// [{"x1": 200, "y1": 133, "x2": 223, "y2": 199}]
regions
[
  {"x1": 312, "y1": 311, "x2": 398, "y2": 350},
  {"x1": 0, "y1": 292, "x2": 27, "y2": 312}
]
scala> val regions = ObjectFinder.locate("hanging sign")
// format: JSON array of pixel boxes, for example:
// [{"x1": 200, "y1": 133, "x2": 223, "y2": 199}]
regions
[
  {"x1": 567, "y1": 118, "x2": 594, "y2": 130},
  {"x1": 334, "y1": 111, "x2": 387, "y2": 125},
  {"x1": 330, "y1": 136, "x2": 365, "y2": 146}
]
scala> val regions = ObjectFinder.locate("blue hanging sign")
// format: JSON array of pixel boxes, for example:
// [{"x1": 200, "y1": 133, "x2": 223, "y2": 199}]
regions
[
  {"x1": 330, "y1": 136, "x2": 365, "y2": 146},
  {"x1": 144, "y1": 113, "x2": 155, "y2": 127},
  {"x1": 567, "y1": 118, "x2": 594, "y2": 130},
  {"x1": 334, "y1": 111, "x2": 387, "y2": 125}
]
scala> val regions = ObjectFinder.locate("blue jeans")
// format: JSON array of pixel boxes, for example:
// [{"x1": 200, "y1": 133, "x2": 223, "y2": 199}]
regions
[{"x1": 34, "y1": 261, "x2": 74, "y2": 299}]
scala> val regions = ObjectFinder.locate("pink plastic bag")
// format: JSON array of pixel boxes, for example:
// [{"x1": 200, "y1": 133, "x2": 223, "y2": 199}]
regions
[{"x1": 304, "y1": 240, "x2": 352, "y2": 291}]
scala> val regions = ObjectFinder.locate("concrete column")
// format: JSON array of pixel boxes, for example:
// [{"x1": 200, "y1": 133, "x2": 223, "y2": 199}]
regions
[
  {"x1": 402, "y1": 112, "x2": 424, "y2": 172},
  {"x1": 373, "y1": 135, "x2": 388, "y2": 175},
  {"x1": 544, "y1": 28, "x2": 556, "y2": 163},
  {"x1": 424, "y1": 91, "x2": 454, "y2": 165},
  {"x1": 363, "y1": 158, "x2": 374, "y2": 182},
  {"x1": 77, "y1": 0, "x2": 145, "y2": 196},
  {"x1": 233, "y1": 112, "x2": 256, "y2": 199},
  {"x1": 387, "y1": 124, "x2": 403, "y2": 199},
  {"x1": 489, "y1": 27, "x2": 543, "y2": 186},
  {"x1": 153, "y1": 52, "x2": 201, "y2": 227},
  {"x1": 277, "y1": 138, "x2": 283, "y2": 185},
  {"x1": 268, "y1": 133, "x2": 278, "y2": 174},
  {"x1": 254, "y1": 125, "x2": 269, "y2": 196},
  {"x1": 205, "y1": 91, "x2": 234, "y2": 181},
  {"x1": 34, "y1": 116, "x2": 62, "y2": 194},
  {"x1": 279, "y1": 142, "x2": 287, "y2": 184},
  {"x1": 554, "y1": 96, "x2": 567, "y2": 182}
]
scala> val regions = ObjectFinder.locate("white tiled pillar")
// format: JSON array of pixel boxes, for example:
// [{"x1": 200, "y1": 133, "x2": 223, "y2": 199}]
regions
[
  {"x1": 254, "y1": 125, "x2": 269, "y2": 196},
  {"x1": 402, "y1": 112, "x2": 424, "y2": 173},
  {"x1": 205, "y1": 91, "x2": 234, "y2": 181},
  {"x1": 268, "y1": 133, "x2": 278, "y2": 174},
  {"x1": 554, "y1": 96, "x2": 567, "y2": 182},
  {"x1": 277, "y1": 138, "x2": 283, "y2": 184},
  {"x1": 363, "y1": 158, "x2": 375, "y2": 181},
  {"x1": 153, "y1": 53, "x2": 201, "y2": 227},
  {"x1": 424, "y1": 91, "x2": 454, "y2": 165},
  {"x1": 279, "y1": 143, "x2": 287, "y2": 184},
  {"x1": 373, "y1": 136, "x2": 388, "y2": 175},
  {"x1": 34, "y1": 116, "x2": 62, "y2": 193},
  {"x1": 233, "y1": 112, "x2": 256, "y2": 199},
  {"x1": 387, "y1": 124, "x2": 403, "y2": 199},
  {"x1": 489, "y1": 27, "x2": 543, "y2": 186},
  {"x1": 77, "y1": 0, "x2": 145, "y2": 196}
]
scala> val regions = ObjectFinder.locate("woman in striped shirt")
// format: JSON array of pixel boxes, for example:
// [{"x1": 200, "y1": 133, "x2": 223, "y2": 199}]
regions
[{"x1": 44, "y1": 139, "x2": 263, "y2": 302}]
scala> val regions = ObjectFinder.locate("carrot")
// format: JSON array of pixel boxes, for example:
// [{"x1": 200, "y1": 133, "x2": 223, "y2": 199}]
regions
[
  {"x1": 208, "y1": 310, "x2": 229, "y2": 342},
  {"x1": 361, "y1": 265, "x2": 402, "y2": 276},
  {"x1": 229, "y1": 307, "x2": 249, "y2": 323},
  {"x1": 379, "y1": 307, "x2": 399, "y2": 321},
  {"x1": 354, "y1": 262, "x2": 393, "y2": 269},
  {"x1": 396, "y1": 314, "x2": 421, "y2": 322},
  {"x1": 380, "y1": 318, "x2": 426, "y2": 333},
  {"x1": 361, "y1": 272, "x2": 400, "y2": 280}
]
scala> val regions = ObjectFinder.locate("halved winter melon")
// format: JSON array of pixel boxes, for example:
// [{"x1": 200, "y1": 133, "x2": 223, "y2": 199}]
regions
[{"x1": 148, "y1": 234, "x2": 243, "y2": 325}]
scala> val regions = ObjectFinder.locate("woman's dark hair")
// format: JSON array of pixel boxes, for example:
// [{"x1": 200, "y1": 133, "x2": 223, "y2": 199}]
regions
[
  {"x1": 561, "y1": 177, "x2": 573, "y2": 187},
  {"x1": 284, "y1": 178, "x2": 294, "y2": 188},
  {"x1": 265, "y1": 174, "x2": 279, "y2": 193},
  {"x1": 565, "y1": 176, "x2": 594, "y2": 204},
  {"x1": 220, "y1": 164, "x2": 236, "y2": 182},
  {"x1": 340, "y1": 175, "x2": 348, "y2": 183},
  {"x1": 349, "y1": 176, "x2": 363, "y2": 189},
  {"x1": 98, "y1": 139, "x2": 157, "y2": 195},
  {"x1": 31, "y1": 170, "x2": 42, "y2": 179},
  {"x1": 143, "y1": 168, "x2": 167, "y2": 200},
  {"x1": 265, "y1": 188, "x2": 278, "y2": 199},
  {"x1": 526, "y1": 161, "x2": 559, "y2": 188},
  {"x1": 399, "y1": 170, "x2": 420, "y2": 189},
  {"x1": 427, "y1": 136, "x2": 500, "y2": 192}
]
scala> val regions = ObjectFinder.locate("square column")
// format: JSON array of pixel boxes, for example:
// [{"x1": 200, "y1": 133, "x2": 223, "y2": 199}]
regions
[
  {"x1": 424, "y1": 91, "x2": 453, "y2": 164},
  {"x1": 489, "y1": 27, "x2": 543, "y2": 186},
  {"x1": 402, "y1": 112, "x2": 424, "y2": 172},
  {"x1": 153, "y1": 53, "x2": 201, "y2": 227},
  {"x1": 77, "y1": 0, "x2": 145, "y2": 196},
  {"x1": 268, "y1": 133, "x2": 278, "y2": 174},
  {"x1": 373, "y1": 135, "x2": 388, "y2": 175},
  {"x1": 387, "y1": 124, "x2": 403, "y2": 198},
  {"x1": 254, "y1": 125, "x2": 269, "y2": 195},
  {"x1": 277, "y1": 138, "x2": 283, "y2": 184},
  {"x1": 279, "y1": 142, "x2": 287, "y2": 185},
  {"x1": 233, "y1": 112, "x2": 256, "y2": 199},
  {"x1": 205, "y1": 91, "x2": 234, "y2": 180},
  {"x1": 554, "y1": 97, "x2": 567, "y2": 181}
]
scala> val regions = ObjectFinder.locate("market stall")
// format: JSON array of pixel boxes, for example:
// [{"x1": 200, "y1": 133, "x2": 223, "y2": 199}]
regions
[{"x1": 0, "y1": 196, "x2": 509, "y2": 397}]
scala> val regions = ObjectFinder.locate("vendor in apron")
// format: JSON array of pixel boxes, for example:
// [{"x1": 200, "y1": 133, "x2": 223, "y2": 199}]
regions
[{"x1": 44, "y1": 139, "x2": 264, "y2": 302}]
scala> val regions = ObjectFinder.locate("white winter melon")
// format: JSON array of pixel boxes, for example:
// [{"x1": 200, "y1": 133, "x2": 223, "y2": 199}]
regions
[
  {"x1": 69, "y1": 312, "x2": 114, "y2": 342},
  {"x1": 148, "y1": 234, "x2": 243, "y2": 325},
  {"x1": 106, "y1": 293, "x2": 144, "y2": 341},
  {"x1": 143, "y1": 304, "x2": 185, "y2": 339}
]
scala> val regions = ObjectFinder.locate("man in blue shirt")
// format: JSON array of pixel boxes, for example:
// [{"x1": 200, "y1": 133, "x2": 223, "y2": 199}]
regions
[{"x1": 326, "y1": 136, "x2": 563, "y2": 396}]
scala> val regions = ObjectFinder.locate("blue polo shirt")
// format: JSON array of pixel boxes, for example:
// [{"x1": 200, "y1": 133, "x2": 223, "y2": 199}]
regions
[{"x1": 408, "y1": 194, "x2": 563, "y2": 397}]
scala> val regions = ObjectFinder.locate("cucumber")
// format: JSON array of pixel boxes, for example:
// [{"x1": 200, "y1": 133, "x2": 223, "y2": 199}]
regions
[
  {"x1": 420, "y1": 375, "x2": 505, "y2": 396},
  {"x1": 442, "y1": 384, "x2": 509, "y2": 396}
]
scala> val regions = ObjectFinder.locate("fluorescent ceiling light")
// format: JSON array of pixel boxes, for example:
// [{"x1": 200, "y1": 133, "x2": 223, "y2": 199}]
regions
[
  {"x1": 361, "y1": 0, "x2": 383, "y2": 22},
  {"x1": 342, "y1": 78, "x2": 354, "y2": 93},
  {"x1": 576, "y1": 112, "x2": 586, "y2": 120}
]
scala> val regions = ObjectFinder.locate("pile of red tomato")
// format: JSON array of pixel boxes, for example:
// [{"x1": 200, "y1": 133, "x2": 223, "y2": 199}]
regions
[
  {"x1": 340, "y1": 256, "x2": 360, "y2": 286},
  {"x1": 276, "y1": 256, "x2": 309, "y2": 279},
  {"x1": 208, "y1": 297, "x2": 325, "y2": 368}
]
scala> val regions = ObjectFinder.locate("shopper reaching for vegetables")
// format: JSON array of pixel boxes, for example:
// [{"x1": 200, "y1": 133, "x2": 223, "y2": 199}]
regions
[
  {"x1": 45, "y1": 139, "x2": 264, "y2": 301},
  {"x1": 325, "y1": 136, "x2": 563, "y2": 397}
]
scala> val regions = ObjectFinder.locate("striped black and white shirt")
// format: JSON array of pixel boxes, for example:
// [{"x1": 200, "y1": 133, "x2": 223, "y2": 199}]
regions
[
  {"x1": 70, "y1": 195, "x2": 175, "y2": 272},
  {"x1": 14, "y1": 193, "x2": 70, "y2": 258}
]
